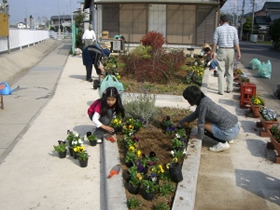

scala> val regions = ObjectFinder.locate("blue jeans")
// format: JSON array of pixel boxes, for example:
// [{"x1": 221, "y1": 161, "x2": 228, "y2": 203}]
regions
[
  {"x1": 210, "y1": 59, "x2": 218, "y2": 70},
  {"x1": 211, "y1": 123, "x2": 240, "y2": 141}
]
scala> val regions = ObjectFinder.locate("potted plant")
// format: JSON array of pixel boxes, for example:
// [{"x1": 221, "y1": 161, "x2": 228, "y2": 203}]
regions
[
  {"x1": 53, "y1": 140, "x2": 67, "y2": 158},
  {"x1": 86, "y1": 132, "x2": 97, "y2": 146},
  {"x1": 240, "y1": 75, "x2": 250, "y2": 84},
  {"x1": 71, "y1": 136, "x2": 84, "y2": 159},
  {"x1": 141, "y1": 179, "x2": 158, "y2": 200},
  {"x1": 160, "y1": 116, "x2": 173, "y2": 130},
  {"x1": 125, "y1": 149, "x2": 139, "y2": 168},
  {"x1": 166, "y1": 158, "x2": 183, "y2": 183},
  {"x1": 126, "y1": 118, "x2": 144, "y2": 132},
  {"x1": 171, "y1": 137, "x2": 186, "y2": 151},
  {"x1": 128, "y1": 171, "x2": 143, "y2": 195},
  {"x1": 267, "y1": 125, "x2": 280, "y2": 164},
  {"x1": 110, "y1": 114, "x2": 123, "y2": 133},
  {"x1": 126, "y1": 197, "x2": 142, "y2": 209},
  {"x1": 250, "y1": 95, "x2": 265, "y2": 117},
  {"x1": 257, "y1": 107, "x2": 278, "y2": 137},
  {"x1": 66, "y1": 130, "x2": 80, "y2": 156},
  {"x1": 164, "y1": 126, "x2": 176, "y2": 135},
  {"x1": 76, "y1": 146, "x2": 89, "y2": 167}
]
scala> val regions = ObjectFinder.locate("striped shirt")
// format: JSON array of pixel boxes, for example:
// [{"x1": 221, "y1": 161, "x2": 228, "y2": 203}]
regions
[{"x1": 213, "y1": 23, "x2": 239, "y2": 48}]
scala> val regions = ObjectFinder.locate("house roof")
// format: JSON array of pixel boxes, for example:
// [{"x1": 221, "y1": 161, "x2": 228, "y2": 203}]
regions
[
  {"x1": 263, "y1": 2, "x2": 280, "y2": 10},
  {"x1": 84, "y1": 0, "x2": 223, "y2": 9}
]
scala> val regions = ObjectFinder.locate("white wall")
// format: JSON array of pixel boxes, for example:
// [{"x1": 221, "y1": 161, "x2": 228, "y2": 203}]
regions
[{"x1": 0, "y1": 29, "x2": 49, "y2": 52}]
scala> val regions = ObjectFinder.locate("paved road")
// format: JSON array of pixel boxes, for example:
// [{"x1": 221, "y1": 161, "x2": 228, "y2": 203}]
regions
[{"x1": 239, "y1": 41, "x2": 280, "y2": 101}]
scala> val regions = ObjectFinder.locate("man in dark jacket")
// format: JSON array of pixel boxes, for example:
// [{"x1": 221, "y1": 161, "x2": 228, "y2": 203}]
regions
[{"x1": 82, "y1": 44, "x2": 110, "y2": 82}]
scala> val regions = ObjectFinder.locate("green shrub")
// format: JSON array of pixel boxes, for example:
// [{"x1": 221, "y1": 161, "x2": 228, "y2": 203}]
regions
[{"x1": 127, "y1": 197, "x2": 141, "y2": 209}]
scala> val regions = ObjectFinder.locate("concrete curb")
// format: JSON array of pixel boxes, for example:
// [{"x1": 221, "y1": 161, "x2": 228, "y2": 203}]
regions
[
  {"x1": 103, "y1": 69, "x2": 210, "y2": 209},
  {"x1": 103, "y1": 137, "x2": 128, "y2": 210}
]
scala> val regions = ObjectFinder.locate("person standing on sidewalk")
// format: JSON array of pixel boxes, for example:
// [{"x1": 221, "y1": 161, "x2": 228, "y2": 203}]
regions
[
  {"x1": 82, "y1": 24, "x2": 96, "y2": 49},
  {"x1": 82, "y1": 44, "x2": 110, "y2": 82},
  {"x1": 174, "y1": 85, "x2": 240, "y2": 152},
  {"x1": 211, "y1": 15, "x2": 241, "y2": 95}
]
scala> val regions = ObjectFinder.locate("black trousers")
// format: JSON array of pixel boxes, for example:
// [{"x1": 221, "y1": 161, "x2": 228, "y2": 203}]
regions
[
  {"x1": 86, "y1": 65, "x2": 102, "y2": 80},
  {"x1": 86, "y1": 65, "x2": 92, "y2": 80},
  {"x1": 204, "y1": 129, "x2": 226, "y2": 143}
]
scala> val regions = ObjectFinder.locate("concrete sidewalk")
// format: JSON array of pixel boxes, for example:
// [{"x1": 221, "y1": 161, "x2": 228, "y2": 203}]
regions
[
  {"x1": 195, "y1": 62, "x2": 280, "y2": 209},
  {"x1": 0, "y1": 42, "x2": 106, "y2": 209},
  {"x1": 0, "y1": 40, "x2": 280, "y2": 210}
]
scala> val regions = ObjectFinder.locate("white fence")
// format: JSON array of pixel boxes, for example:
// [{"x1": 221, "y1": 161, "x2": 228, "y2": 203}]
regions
[{"x1": 0, "y1": 29, "x2": 49, "y2": 53}]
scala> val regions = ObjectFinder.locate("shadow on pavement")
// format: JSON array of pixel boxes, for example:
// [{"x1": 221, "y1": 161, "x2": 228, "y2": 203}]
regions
[
  {"x1": 245, "y1": 139, "x2": 273, "y2": 159},
  {"x1": 239, "y1": 120, "x2": 259, "y2": 135},
  {"x1": 235, "y1": 169, "x2": 280, "y2": 206}
]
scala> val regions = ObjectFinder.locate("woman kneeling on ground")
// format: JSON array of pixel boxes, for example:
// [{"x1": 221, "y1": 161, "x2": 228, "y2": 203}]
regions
[{"x1": 174, "y1": 85, "x2": 240, "y2": 152}]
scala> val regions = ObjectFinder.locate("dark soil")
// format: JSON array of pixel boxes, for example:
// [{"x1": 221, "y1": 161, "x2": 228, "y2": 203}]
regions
[{"x1": 116, "y1": 107, "x2": 196, "y2": 209}]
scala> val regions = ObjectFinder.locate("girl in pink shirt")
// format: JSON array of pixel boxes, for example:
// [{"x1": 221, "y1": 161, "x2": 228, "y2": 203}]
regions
[{"x1": 88, "y1": 87, "x2": 125, "y2": 143}]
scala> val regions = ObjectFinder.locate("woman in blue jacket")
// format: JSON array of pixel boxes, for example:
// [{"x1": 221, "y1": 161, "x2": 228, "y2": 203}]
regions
[{"x1": 82, "y1": 44, "x2": 110, "y2": 82}]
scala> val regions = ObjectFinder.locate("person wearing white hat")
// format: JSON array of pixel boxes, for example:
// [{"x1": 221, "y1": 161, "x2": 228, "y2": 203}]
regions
[{"x1": 82, "y1": 24, "x2": 96, "y2": 49}]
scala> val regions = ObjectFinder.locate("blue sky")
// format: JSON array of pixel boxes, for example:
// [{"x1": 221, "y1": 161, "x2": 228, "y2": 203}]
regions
[{"x1": 8, "y1": 0, "x2": 82, "y2": 24}]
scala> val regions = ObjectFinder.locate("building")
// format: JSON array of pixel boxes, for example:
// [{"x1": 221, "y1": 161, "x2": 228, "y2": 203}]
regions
[
  {"x1": 244, "y1": 1, "x2": 280, "y2": 41},
  {"x1": 83, "y1": 0, "x2": 226, "y2": 47},
  {"x1": 50, "y1": 15, "x2": 74, "y2": 32}
]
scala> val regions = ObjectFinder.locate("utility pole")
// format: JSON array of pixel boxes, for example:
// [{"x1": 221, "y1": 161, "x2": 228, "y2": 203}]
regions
[
  {"x1": 70, "y1": 0, "x2": 75, "y2": 55},
  {"x1": 58, "y1": 0, "x2": 61, "y2": 40},
  {"x1": 251, "y1": 0, "x2": 255, "y2": 33},
  {"x1": 240, "y1": 0, "x2": 245, "y2": 39}
]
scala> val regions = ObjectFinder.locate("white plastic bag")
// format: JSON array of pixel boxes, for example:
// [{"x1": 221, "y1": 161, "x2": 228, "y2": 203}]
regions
[
  {"x1": 257, "y1": 60, "x2": 272, "y2": 79},
  {"x1": 249, "y1": 58, "x2": 261, "y2": 70}
]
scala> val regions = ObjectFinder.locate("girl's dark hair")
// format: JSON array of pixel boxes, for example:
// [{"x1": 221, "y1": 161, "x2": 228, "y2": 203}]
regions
[
  {"x1": 100, "y1": 87, "x2": 125, "y2": 118},
  {"x1": 183, "y1": 85, "x2": 205, "y2": 106}
]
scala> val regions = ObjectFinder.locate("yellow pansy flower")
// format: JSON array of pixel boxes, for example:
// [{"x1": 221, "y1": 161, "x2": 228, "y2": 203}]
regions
[
  {"x1": 78, "y1": 146, "x2": 85, "y2": 153},
  {"x1": 137, "y1": 173, "x2": 142, "y2": 181},
  {"x1": 137, "y1": 150, "x2": 141, "y2": 157},
  {"x1": 129, "y1": 146, "x2": 135, "y2": 152}
]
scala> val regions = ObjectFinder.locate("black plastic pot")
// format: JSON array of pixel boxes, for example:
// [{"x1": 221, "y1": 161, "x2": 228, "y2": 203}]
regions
[
  {"x1": 169, "y1": 162, "x2": 183, "y2": 183},
  {"x1": 127, "y1": 183, "x2": 140, "y2": 195},
  {"x1": 58, "y1": 150, "x2": 67, "y2": 158},
  {"x1": 89, "y1": 140, "x2": 97, "y2": 146},
  {"x1": 142, "y1": 191, "x2": 154, "y2": 201}
]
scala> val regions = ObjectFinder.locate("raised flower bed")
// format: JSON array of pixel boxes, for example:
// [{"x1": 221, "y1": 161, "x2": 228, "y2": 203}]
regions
[{"x1": 115, "y1": 109, "x2": 193, "y2": 209}]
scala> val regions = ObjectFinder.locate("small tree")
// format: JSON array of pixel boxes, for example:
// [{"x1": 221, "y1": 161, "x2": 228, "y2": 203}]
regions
[
  {"x1": 270, "y1": 19, "x2": 280, "y2": 48},
  {"x1": 243, "y1": 17, "x2": 252, "y2": 34},
  {"x1": 74, "y1": 11, "x2": 85, "y2": 49}
]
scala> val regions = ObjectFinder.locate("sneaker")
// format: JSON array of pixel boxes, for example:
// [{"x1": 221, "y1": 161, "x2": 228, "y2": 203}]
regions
[
  {"x1": 209, "y1": 142, "x2": 230, "y2": 152},
  {"x1": 228, "y1": 140, "x2": 234, "y2": 144},
  {"x1": 87, "y1": 78, "x2": 93, "y2": 82},
  {"x1": 97, "y1": 139, "x2": 103, "y2": 144}
]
